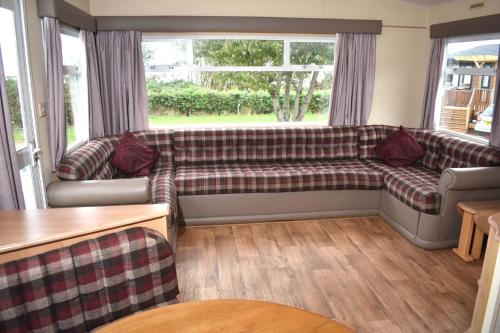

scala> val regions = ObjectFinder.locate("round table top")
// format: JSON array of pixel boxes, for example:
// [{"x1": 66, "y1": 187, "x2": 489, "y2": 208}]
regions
[{"x1": 97, "y1": 299, "x2": 355, "y2": 333}]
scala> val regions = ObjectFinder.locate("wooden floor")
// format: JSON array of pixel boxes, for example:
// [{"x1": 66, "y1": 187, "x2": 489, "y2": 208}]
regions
[{"x1": 175, "y1": 217, "x2": 483, "y2": 333}]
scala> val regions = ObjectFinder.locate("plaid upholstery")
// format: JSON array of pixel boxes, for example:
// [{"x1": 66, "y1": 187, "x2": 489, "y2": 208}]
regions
[
  {"x1": 365, "y1": 160, "x2": 441, "y2": 214},
  {"x1": 0, "y1": 227, "x2": 178, "y2": 333},
  {"x1": 437, "y1": 136, "x2": 500, "y2": 171},
  {"x1": 150, "y1": 166, "x2": 177, "y2": 221},
  {"x1": 175, "y1": 159, "x2": 383, "y2": 195},
  {"x1": 56, "y1": 136, "x2": 120, "y2": 180},
  {"x1": 237, "y1": 126, "x2": 359, "y2": 162},
  {"x1": 142, "y1": 130, "x2": 175, "y2": 167},
  {"x1": 357, "y1": 125, "x2": 446, "y2": 170},
  {"x1": 92, "y1": 161, "x2": 116, "y2": 180},
  {"x1": 174, "y1": 129, "x2": 239, "y2": 164}
]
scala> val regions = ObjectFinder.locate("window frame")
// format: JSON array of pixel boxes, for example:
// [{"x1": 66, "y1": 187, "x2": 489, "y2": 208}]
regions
[
  {"x1": 143, "y1": 33, "x2": 336, "y2": 128},
  {"x1": 60, "y1": 24, "x2": 89, "y2": 152},
  {"x1": 435, "y1": 33, "x2": 499, "y2": 144}
]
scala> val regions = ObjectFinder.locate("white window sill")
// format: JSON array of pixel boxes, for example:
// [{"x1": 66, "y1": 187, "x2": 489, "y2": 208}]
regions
[
  {"x1": 148, "y1": 121, "x2": 329, "y2": 130},
  {"x1": 66, "y1": 140, "x2": 88, "y2": 154},
  {"x1": 438, "y1": 128, "x2": 490, "y2": 145}
]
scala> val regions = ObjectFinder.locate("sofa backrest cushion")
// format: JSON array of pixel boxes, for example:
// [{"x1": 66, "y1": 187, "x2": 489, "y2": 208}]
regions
[
  {"x1": 358, "y1": 125, "x2": 445, "y2": 170},
  {"x1": 238, "y1": 126, "x2": 358, "y2": 162},
  {"x1": 143, "y1": 130, "x2": 175, "y2": 165},
  {"x1": 437, "y1": 136, "x2": 500, "y2": 171},
  {"x1": 56, "y1": 136, "x2": 119, "y2": 180},
  {"x1": 56, "y1": 130, "x2": 174, "y2": 180},
  {"x1": 174, "y1": 128, "x2": 239, "y2": 164}
]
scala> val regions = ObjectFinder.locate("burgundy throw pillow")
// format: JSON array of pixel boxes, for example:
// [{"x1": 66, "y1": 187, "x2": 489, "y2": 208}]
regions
[
  {"x1": 375, "y1": 126, "x2": 425, "y2": 167},
  {"x1": 112, "y1": 131, "x2": 159, "y2": 177}
]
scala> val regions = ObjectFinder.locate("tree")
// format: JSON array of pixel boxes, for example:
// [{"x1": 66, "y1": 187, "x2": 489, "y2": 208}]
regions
[{"x1": 193, "y1": 40, "x2": 334, "y2": 121}]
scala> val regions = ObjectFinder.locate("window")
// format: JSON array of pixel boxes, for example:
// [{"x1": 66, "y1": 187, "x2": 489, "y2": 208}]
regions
[
  {"x1": 60, "y1": 26, "x2": 88, "y2": 148},
  {"x1": 437, "y1": 36, "x2": 499, "y2": 140},
  {"x1": 142, "y1": 35, "x2": 335, "y2": 127}
]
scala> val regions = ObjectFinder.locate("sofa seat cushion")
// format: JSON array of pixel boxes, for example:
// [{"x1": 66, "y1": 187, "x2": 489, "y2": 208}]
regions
[
  {"x1": 150, "y1": 166, "x2": 177, "y2": 220},
  {"x1": 175, "y1": 159, "x2": 384, "y2": 195},
  {"x1": 366, "y1": 160, "x2": 441, "y2": 215}
]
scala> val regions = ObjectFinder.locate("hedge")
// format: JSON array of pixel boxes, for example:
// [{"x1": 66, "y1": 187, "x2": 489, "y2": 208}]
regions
[{"x1": 148, "y1": 83, "x2": 330, "y2": 116}]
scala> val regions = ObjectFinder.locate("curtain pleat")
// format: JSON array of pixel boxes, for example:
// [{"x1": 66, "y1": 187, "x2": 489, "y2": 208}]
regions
[
  {"x1": 328, "y1": 33, "x2": 376, "y2": 126},
  {"x1": 420, "y1": 38, "x2": 446, "y2": 130},
  {"x1": 43, "y1": 17, "x2": 66, "y2": 171},
  {"x1": 83, "y1": 30, "x2": 105, "y2": 139},
  {"x1": 0, "y1": 47, "x2": 25, "y2": 210},
  {"x1": 96, "y1": 31, "x2": 148, "y2": 136}
]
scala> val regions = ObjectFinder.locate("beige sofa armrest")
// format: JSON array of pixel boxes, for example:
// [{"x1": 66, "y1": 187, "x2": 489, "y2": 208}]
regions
[
  {"x1": 47, "y1": 177, "x2": 151, "y2": 207},
  {"x1": 438, "y1": 167, "x2": 500, "y2": 193}
]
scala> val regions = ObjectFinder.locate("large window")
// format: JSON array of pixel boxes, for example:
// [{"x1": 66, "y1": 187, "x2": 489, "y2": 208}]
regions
[
  {"x1": 437, "y1": 36, "x2": 499, "y2": 140},
  {"x1": 60, "y1": 26, "x2": 88, "y2": 148},
  {"x1": 142, "y1": 36, "x2": 335, "y2": 127}
]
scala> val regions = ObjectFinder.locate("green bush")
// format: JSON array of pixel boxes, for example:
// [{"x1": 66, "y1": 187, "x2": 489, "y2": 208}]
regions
[{"x1": 147, "y1": 81, "x2": 331, "y2": 117}]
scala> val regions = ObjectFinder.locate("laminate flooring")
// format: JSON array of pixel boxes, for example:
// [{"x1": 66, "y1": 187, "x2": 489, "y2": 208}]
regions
[{"x1": 175, "y1": 217, "x2": 482, "y2": 332}]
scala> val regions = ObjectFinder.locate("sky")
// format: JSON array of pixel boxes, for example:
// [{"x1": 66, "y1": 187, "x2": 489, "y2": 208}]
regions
[{"x1": 0, "y1": 7, "x2": 20, "y2": 77}]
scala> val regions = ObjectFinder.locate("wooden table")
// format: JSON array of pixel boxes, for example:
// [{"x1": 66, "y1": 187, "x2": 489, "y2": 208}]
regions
[
  {"x1": 96, "y1": 299, "x2": 355, "y2": 333},
  {"x1": 453, "y1": 201, "x2": 500, "y2": 262},
  {"x1": 0, "y1": 204, "x2": 170, "y2": 264}
]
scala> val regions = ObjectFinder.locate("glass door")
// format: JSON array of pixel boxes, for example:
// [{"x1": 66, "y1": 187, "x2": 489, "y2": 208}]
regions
[{"x1": 0, "y1": 0, "x2": 45, "y2": 208}]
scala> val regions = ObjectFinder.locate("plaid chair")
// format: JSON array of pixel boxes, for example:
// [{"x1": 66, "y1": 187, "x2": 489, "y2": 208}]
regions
[{"x1": 0, "y1": 227, "x2": 178, "y2": 333}]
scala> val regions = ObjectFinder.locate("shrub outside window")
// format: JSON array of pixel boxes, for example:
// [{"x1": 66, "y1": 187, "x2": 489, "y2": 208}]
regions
[
  {"x1": 437, "y1": 36, "x2": 499, "y2": 141},
  {"x1": 142, "y1": 35, "x2": 336, "y2": 127},
  {"x1": 60, "y1": 26, "x2": 89, "y2": 148}
]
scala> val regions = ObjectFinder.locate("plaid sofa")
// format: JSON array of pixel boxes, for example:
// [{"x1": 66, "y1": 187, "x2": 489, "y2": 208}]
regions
[
  {"x1": 0, "y1": 227, "x2": 178, "y2": 333},
  {"x1": 53, "y1": 125, "x2": 500, "y2": 248}
]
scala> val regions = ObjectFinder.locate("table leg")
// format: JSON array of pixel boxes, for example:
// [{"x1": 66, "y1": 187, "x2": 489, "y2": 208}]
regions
[
  {"x1": 471, "y1": 227, "x2": 484, "y2": 260},
  {"x1": 453, "y1": 213, "x2": 475, "y2": 262}
]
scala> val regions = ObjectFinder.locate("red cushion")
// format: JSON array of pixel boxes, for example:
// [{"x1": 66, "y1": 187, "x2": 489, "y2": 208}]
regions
[
  {"x1": 375, "y1": 126, "x2": 425, "y2": 167},
  {"x1": 112, "y1": 131, "x2": 159, "y2": 177}
]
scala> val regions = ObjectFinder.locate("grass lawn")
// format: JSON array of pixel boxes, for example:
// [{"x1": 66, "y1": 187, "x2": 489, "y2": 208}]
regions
[
  {"x1": 148, "y1": 113, "x2": 327, "y2": 125},
  {"x1": 14, "y1": 126, "x2": 75, "y2": 148}
]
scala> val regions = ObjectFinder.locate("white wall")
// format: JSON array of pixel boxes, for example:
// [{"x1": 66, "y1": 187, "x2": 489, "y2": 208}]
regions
[
  {"x1": 429, "y1": 0, "x2": 500, "y2": 24},
  {"x1": 90, "y1": 0, "x2": 432, "y2": 127},
  {"x1": 65, "y1": 0, "x2": 90, "y2": 14}
]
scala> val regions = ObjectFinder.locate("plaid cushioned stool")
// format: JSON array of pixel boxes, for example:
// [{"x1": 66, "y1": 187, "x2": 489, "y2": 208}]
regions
[{"x1": 0, "y1": 227, "x2": 179, "y2": 333}]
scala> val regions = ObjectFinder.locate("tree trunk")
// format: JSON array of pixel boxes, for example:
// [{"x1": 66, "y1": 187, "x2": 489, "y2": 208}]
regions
[
  {"x1": 272, "y1": 72, "x2": 285, "y2": 122},
  {"x1": 292, "y1": 74, "x2": 305, "y2": 120},
  {"x1": 283, "y1": 73, "x2": 292, "y2": 122},
  {"x1": 294, "y1": 71, "x2": 319, "y2": 121}
]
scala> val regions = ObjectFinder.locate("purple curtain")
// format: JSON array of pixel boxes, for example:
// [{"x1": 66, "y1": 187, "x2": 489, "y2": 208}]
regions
[
  {"x1": 329, "y1": 33, "x2": 376, "y2": 126},
  {"x1": 43, "y1": 17, "x2": 66, "y2": 171},
  {"x1": 83, "y1": 30, "x2": 105, "y2": 139},
  {"x1": 0, "y1": 47, "x2": 25, "y2": 210},
  {"x1": 421, "y1": 38, "x2": 446, "y2": 130},
  {"x1": 490, "y1": 45, "x2": 500, "y2": 148},
  {"x1": 96, "y1": 31, "x2": 148, "y2": 136}
]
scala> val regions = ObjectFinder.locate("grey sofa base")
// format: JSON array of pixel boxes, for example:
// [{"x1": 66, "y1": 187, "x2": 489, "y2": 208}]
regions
[
  {"x1": 177, "y1": 189, "x2": 464, "y2": 250},
  {"x1": 178, "y1": 190, "x2": 381, "y2": 225}
]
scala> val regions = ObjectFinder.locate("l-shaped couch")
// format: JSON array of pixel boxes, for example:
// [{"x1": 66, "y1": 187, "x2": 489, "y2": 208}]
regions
[{"x1": 47, "y1": 125, "x2": 500, "y2": 250}]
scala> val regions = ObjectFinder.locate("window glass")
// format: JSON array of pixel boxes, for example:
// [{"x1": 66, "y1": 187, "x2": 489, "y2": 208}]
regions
[
  {"x1": 438, "y1": 38, "x2": 499, "y2": 140},
  {"x1": 143, "y1": 36, "x2": 335, "y2": 127},
  {"x1": 60, "y1": 30, "x2": 88, "y2": 148},
  {"x1": 0, "y1": 7, "x2": 26, "y2": 149}
]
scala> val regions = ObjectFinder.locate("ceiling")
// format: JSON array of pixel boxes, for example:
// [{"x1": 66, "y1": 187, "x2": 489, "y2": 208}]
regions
[{"x1": 401, "y1": 0, "x2": 457, "y2": 6}]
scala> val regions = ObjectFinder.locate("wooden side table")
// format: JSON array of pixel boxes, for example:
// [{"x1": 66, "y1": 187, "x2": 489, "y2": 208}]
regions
[
  {"x1": 0, "y1": 204, "x2": 170, "y2": 264},
  {"x1": 453, "y1": 201, "x2": 500, "y2": 262},
  {"x1": 96, "y1": 299, "x2": 355, "y2": 333}
]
